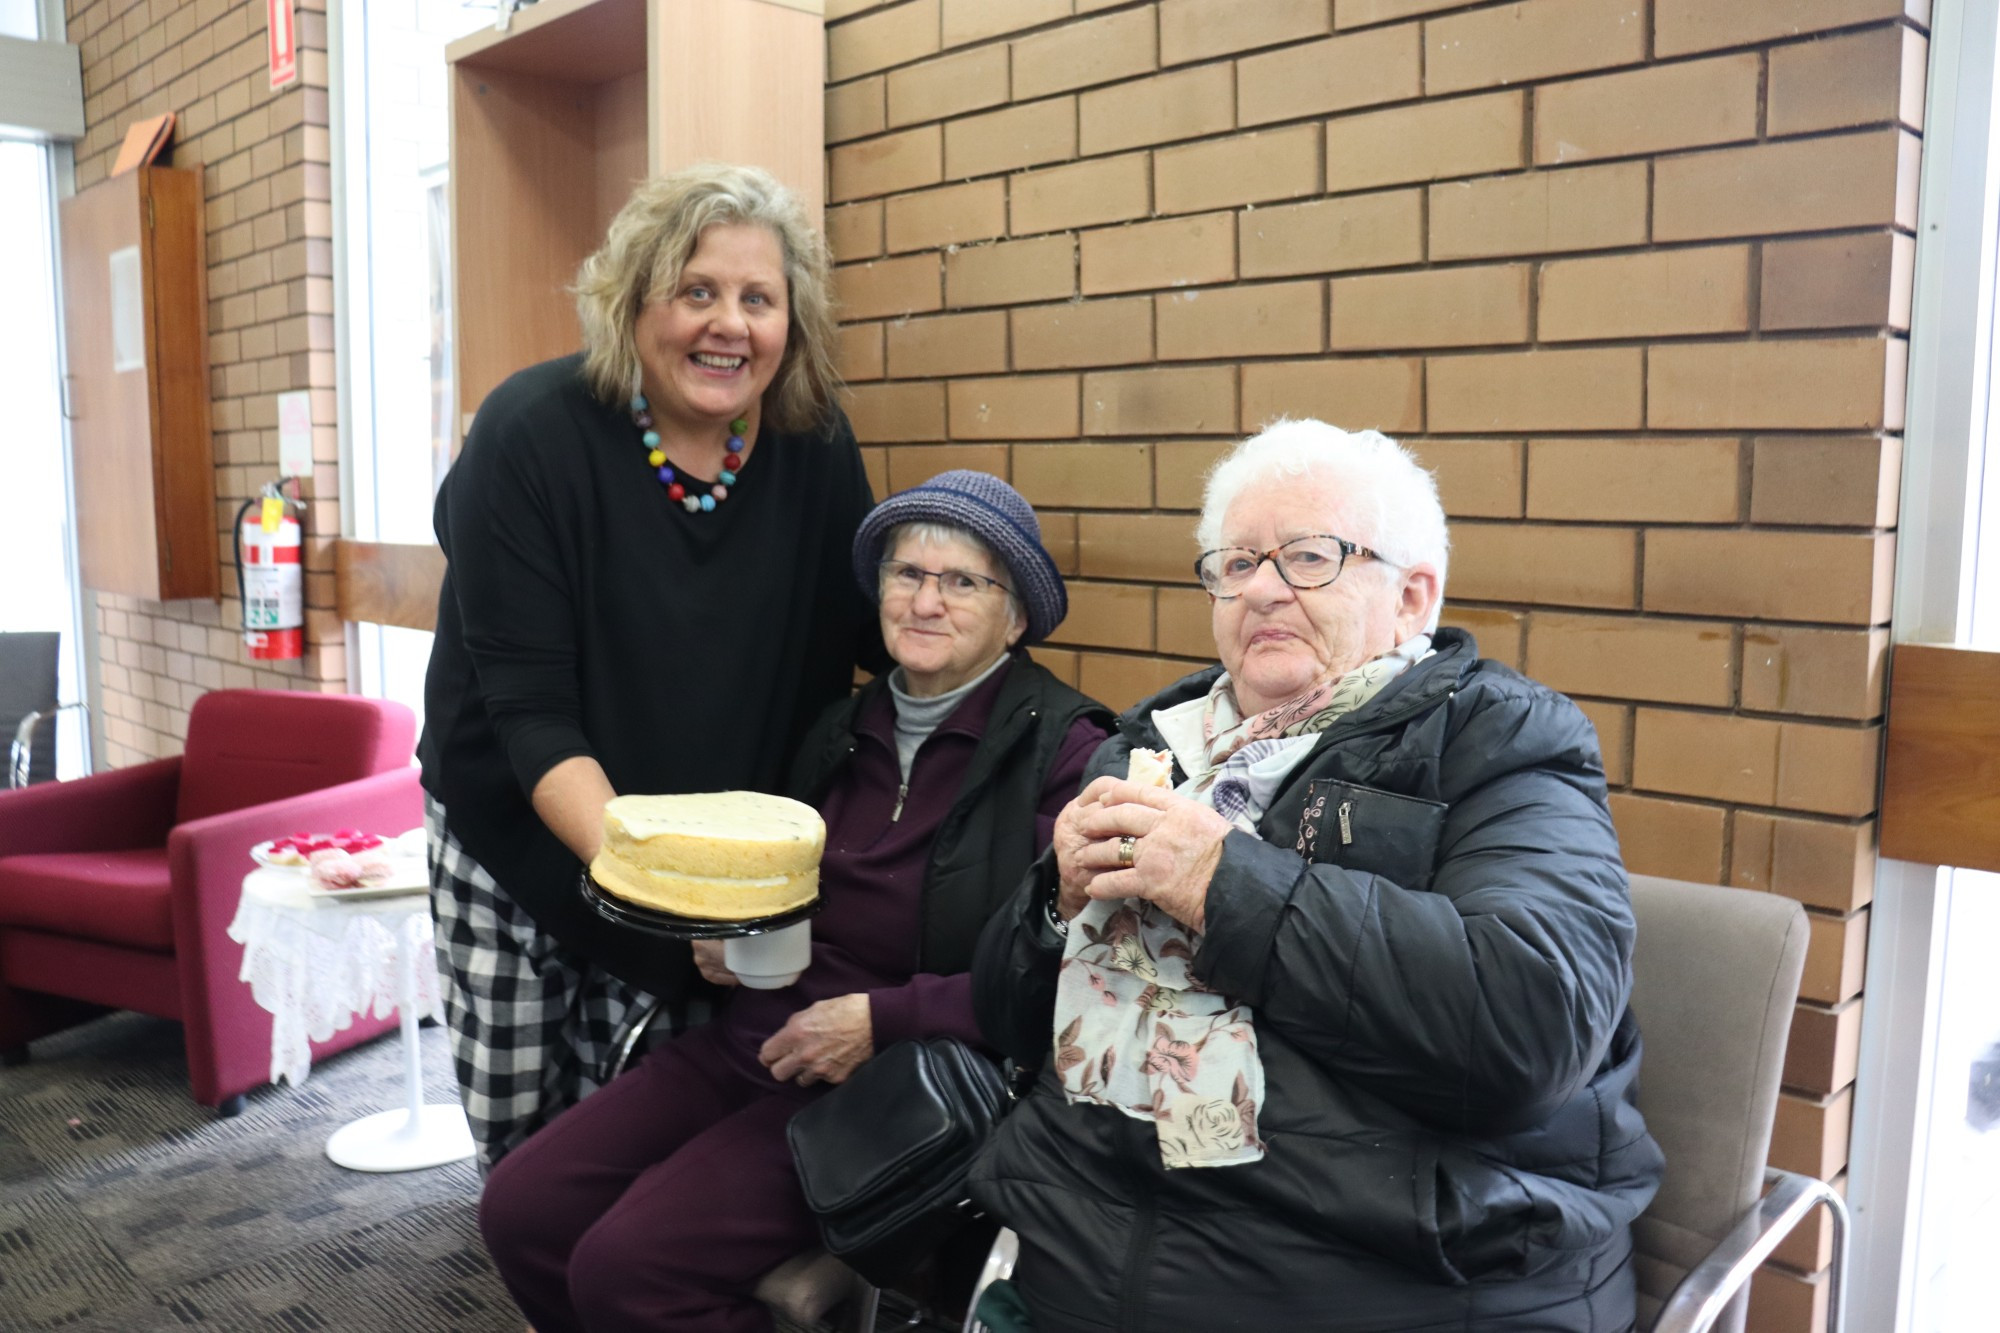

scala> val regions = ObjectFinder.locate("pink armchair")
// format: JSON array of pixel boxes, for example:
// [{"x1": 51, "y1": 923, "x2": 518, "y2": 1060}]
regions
[{"x1": 0, "y1": 689, "x2": 424, "y2": 1114}]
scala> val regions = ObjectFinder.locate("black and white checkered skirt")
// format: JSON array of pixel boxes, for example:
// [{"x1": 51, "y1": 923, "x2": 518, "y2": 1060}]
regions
[{"x1": 424, "y1": 796, "x2": 652, "y2": 1168}]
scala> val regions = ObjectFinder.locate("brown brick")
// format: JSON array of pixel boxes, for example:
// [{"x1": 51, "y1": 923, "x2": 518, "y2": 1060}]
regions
[
  {"x1": 1080, "y1": 212, "x2": 1235, "y2": 296},
  {"x1": 1786, "y1": 997, "x2": 1864, "y2": 1098},
  {"x1": 1013, "y1": 6, "x2": 1156, "y2": 100},
  {"x1": 1009, "y1": 153, "x2": 1152, "y2": 237},
  {"x1": 1743, "y1": 627, "x2": 1890, "y2": 721},
  {"x1": 1656, "y1": 0, "x2": 1916, "y2": 58},
  {"x1": 1339, "y1": 0, "x2": 1488, "y2": 26},
  {"x1": 1430, "y1": 161, "x2": 1647, "y2": 261},
  {"x1": 1576, "y1": 698, "x2": 1632, "y2": 784},
  {"x1": 1539, "y1": 246, "x2": 1751, "y2": 342},
  {"x1": 1534, "y1": 53, "x2": 1759, "y2": 165},
  {"x1": 1768, "y1": 1171, "x2": 1847, "y2": 1272},
  {"x1": 1043, "y1": 510, "x2": 1080, "y2": 573},
  {"x1": 1240, "y1": 189, "x2": 1423, "y2": 279},
  {"x1": 1155, "y1": 586, "x2": 1213, "y2": 656},
  {"x1": 1610, "y1": 793, "x2": 1726, "y2": 883},
  {"x1": 829, "y1": 124, "x2": 944, "y2": 203},
  {"x1": 1014, "y1": 443, "x2": 1154, "y2": 510},
  {"x1": 1643, "y1": 530, "x2": 1895, "y2": 625},
  {"x1": 1648, "y1": 338, "x2": 1906, "y2": 432},
  {"x1": 829, "y1": 0, "x2": 941, "y2": 82},
  {"x1": 846, "y1": 381, "x2": 947, "y2": 442},
  {"x1": 1751, "y1": 436, "x2": 1902, "y2": 528},
  {"x1": 827, "y1": 76, "x2": 887, "y2": 144},
  {"x1": 1236, "y1": 24, "x2": 1423, "y2": 127},
  {"x1": 1239, "y1": 358, "x2": 1423, "y2": 434},
  {"x1": 1761, "y1": 232, "x2": 1915, "y2": 333},
  {"x1": 1526, "y1": 439, "x2": 1740, "y2": 523},
  {"x1": 1427, "y1": 0, "x2": 1644, "y2": 96},
  {"x1": 885, "y1": 443, "x2": 1012, "y2": 491},
  {"x1": 1798, "y1": 914, "x2": 1870, "y2": 1008},
  {"x1": 1158, "y1": 281, "x2": 1324, "y2": 361},
  {"x1": 1633, "y1": 708, "x2": 1779, "y2": 804},
  {"x1": 1769, "y1": 25, "x2": 1926, "y2": 137},
  {"x1": 836, "y1": 253, "x2": 943, "y2": 321},
  {"x1": 1079, "y1": 653, "x2": 1204, "y2": 713},
  {"x1": 1079, "y1": 512, "x2": 1205, "y2": 582},
  {"x1": 1771, "y1": 1084, "x2": 1855, "y2": 1185},
  {"x1": 1155, "y1": 125, "x2": 1323, "y2": 216},
  {"x1": 1429, "y1": 348, "x2": 1644, "y2": 433},
  {"x1": 1407, "y1": 439, "x2": 1523, "y2": 519},
  {"x1": 886, "y1": 44, "x2": 1010, "y2": 128},
  {"x1": 1654, "y1": 130, "x2": 1919, "y2": 242},
  {"x1": 884, "y1": 180, "x2": 1007, "y2": 253},
  {"x1": 1529, "y1": 612, "x2": 1736, "y2": 706},
  {"x1": 1157, "y1": 439, "x2": 1234, "y2": 508},
  {"x1": 827, "y1": 201, "x2": 885, "y2": 262},
  {"x1": 945, "y1": 97, "x2": 1078, "y2": 179},
  {"x1": 1440, "y1": 606, "x2": 1525, "y2": 668},
  {"x1": 1326, "y1": 91, "x2": 1524, "y2": 192},
  {"x1": 1730, "y1": 811, "x2": 1876, "y2": 913},
  {"x1": 1160, "y1": 0, "x2": 1331, "y2": 65},
  {"x1": 1776, "y1": 721, "x2": 1881, "y2": 817},
  {"x1": 1046, "y1": 580, "x2": 1156, "y2": 651},
  {"x1": 945, "y1": 235, "x2": 1075, "y2": 308},
  {"x1": 942, "y1": 0, "x2": 1068, "y2": 48},
  {"x1": 1449, "y1": 524, "x2": 1637, "y2": 609},
  {"x1": 1028, "y1": 645, "x2": 1082, "y2": 686},
  {"x1": 829, "y1": 0, "x2": 890, "y2": 20},
  {"x1": 948, "y1": 374, "x2": 1081, "y2": 440},
  {"x1": 1085, "y1": 366, "x2": 1238, "y2": 437},
  {"x1": 885, "y1": 311, "x2": 1008, "y2": 378},
  {"x1": 1013, "y1": 297, "x2": 1154, "y2": 370},
  {"x1": 838, "y1": 322, "x2": 886, "y2": 381},
  {"x1": 1079, "y1": 64, "x2": 1236, "y2": 157},
  {"x1": 1331, "y1": 265, "x2": 1529, "y2": 351}
]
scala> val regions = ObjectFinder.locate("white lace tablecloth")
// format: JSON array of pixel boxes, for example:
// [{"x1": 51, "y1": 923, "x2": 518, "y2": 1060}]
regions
[{"x1": 228, "y1": 867, "x2": 443, "y2": 1088}]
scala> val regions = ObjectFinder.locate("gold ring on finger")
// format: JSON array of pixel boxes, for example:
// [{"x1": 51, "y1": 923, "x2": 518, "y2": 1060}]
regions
[{"x1": 1117, "y1": 835, "x2": 1137, "y2": 868}]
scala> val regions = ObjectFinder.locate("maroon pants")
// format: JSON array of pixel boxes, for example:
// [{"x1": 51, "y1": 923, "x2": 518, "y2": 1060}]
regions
[{"x1": 478, "y1": 1023, "x2": 821, "y2": 1333}]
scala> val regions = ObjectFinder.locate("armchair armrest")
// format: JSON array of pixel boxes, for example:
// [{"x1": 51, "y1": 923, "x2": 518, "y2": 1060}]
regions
[
  {"x1": 0, "y1": 756, "x2": 181, "y2": 856},
  {"x1": 1652, "y1": 1167, "x2": 1850, "y2": 1333}
]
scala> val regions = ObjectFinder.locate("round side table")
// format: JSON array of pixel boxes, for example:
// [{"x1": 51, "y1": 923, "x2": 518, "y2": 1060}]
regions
[{"x1": 228, "y1": 867, "x2": 474, "y2": 1172}]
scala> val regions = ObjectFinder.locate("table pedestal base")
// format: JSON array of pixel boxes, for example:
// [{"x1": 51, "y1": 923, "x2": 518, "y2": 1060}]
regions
[{"x1": 326, "y1": 1104, "x2": 475, "y2": 1173}]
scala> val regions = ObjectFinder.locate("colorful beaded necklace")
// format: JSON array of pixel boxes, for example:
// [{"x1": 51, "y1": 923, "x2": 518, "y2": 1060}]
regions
[{"x1": 630, "y1": 393, "x2": 744, "y2": 513}]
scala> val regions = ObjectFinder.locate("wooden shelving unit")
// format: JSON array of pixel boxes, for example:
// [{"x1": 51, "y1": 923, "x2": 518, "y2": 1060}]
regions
[
  {"x1": 445, "y1": 0, "x2": 824, "y2": 438},
  {"x1": 58, "y1": 164, "x2": 219, "y2": 602}
]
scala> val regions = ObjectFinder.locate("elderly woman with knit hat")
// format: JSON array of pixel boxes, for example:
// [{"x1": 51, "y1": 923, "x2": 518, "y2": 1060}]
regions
[{"x1": 477, "y1": 470, "x2": 1113, "y2": 1333}]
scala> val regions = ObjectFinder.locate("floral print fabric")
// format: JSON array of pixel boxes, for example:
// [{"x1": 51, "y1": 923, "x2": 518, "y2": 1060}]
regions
[{"x1": 1051, "y1": 636, "x2": 1432, "y2": 1169}]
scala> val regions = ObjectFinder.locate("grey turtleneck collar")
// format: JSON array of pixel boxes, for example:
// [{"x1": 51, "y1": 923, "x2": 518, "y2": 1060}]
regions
[{"x1": 886, "y1": 653, "x2": 1012, "y2": 780}]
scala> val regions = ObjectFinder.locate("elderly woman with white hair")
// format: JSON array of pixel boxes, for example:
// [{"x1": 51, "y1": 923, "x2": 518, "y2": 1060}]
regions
[{"x1": 968, "y1": 420, "x2": 1665, "y2": 1333}]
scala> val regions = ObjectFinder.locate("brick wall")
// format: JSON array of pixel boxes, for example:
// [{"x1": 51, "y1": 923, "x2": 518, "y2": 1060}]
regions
[
  {"x1": 825, "y1": 1, "x2": 1923, "y2": 1326},
  {"x1": 66, "y1": 0, "x2": 343, "y2": 769}
]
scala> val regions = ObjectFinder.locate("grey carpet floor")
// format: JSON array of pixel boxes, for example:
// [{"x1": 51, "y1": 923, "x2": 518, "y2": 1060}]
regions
[{"x1": 0, "y1": 1013, "x2": 948, "y2": 1333}]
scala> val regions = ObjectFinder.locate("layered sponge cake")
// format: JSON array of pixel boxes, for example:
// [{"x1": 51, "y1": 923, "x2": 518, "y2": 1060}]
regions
[{"x1": 588, "y1": 792, "x2": 825, "y2": 920}]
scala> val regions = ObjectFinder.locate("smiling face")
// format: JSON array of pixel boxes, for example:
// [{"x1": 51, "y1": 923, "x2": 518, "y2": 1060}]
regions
[
  {"x1": 880, "y1": 531, "x2": 1025, "y2": 697},
  {"x1": 1209, "y1": 474, "x2": 1439, "y2": 714},
  {"x1": 633, "y1": 222, "x2": 790, "y2": 438}
]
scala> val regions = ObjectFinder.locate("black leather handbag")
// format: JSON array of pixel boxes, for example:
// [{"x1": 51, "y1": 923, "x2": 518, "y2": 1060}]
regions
[{"x1": 787, "y1": 1036, "x2": 1013, "y2": 1287}]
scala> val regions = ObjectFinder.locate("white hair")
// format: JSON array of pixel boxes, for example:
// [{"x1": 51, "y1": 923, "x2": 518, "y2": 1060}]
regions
[{"x1": 1195, "y1": 418, "x2": 1450, "y2": 592}]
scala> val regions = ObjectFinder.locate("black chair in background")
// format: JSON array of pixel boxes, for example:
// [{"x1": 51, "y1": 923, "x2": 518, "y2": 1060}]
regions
[{"x1": 1, "y1": 632, "x2": 71, "y2": 787}]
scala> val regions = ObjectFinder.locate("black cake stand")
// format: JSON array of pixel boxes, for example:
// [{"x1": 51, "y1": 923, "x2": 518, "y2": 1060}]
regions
[{"x1": 579, "y1": 871, "x2": 822, "y2": 940}]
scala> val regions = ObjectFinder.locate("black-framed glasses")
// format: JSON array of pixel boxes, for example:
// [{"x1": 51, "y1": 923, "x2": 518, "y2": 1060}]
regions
[
  {"x1": 878, "y1": 559, "x2": 1014, "y2": 605},
  {"x1": 1194, "y1": 534, "x2": 1385, "y2": 599}
]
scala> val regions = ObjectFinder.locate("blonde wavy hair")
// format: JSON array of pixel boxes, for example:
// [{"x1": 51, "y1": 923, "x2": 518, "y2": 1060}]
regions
[{"x1": 574, "y1": 164, "x2": 839, "y2": 433}]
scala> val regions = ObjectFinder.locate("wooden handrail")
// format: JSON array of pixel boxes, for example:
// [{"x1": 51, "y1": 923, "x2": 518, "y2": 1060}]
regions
[
  {"x1": 333, "y1": 540, "x2": 446, "y2": 633},
  {"x1": 1879, "y1": 643, "x2": 2000, "y2": 873}
]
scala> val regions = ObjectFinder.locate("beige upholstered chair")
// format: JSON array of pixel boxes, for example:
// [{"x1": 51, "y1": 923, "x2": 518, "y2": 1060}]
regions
[{"x1": 963, "y1": 875, "x2": 1847, "y2": 1333}]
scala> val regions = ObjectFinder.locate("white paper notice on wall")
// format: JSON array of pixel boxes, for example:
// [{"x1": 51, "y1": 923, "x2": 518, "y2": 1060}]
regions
[
  {"x1": 277, "y1": 390, "x2": 313, "y2": 478},
  {"x1": 109, "y1": 245, "x2": 144, "y2": 373}
]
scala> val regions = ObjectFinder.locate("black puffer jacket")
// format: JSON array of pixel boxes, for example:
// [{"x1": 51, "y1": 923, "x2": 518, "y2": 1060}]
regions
[{"x1": 969, "y1": 630, "x2": 1663, "y2": 1333}]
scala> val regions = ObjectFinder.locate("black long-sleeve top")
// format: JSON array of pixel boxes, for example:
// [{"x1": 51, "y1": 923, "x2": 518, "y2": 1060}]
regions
[{"x1": 419, "y1": 354, "x2": 881, "y2": 998}]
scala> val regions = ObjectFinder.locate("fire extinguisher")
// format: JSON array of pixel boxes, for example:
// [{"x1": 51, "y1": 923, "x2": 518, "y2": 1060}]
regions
[{"x1": 234, "y1": 480, "x2": 306, "y2": 661}]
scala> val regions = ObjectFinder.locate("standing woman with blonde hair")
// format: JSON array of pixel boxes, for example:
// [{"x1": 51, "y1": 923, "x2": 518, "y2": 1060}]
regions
[{"x1": 420, "y1": 164, "x2": 881, "y2": 1166}]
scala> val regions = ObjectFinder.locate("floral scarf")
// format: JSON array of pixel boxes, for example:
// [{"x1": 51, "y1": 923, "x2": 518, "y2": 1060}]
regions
[{"x1": 1051, "y1": 636, "x2": 1431, "y2": 1169}]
